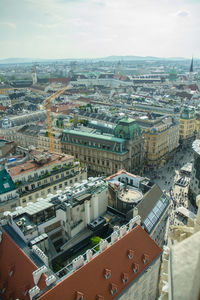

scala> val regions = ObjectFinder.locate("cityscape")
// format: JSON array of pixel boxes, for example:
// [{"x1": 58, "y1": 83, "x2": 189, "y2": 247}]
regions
[{"x1": 0, "y1": 0, "x2": 200, "y2": 300}]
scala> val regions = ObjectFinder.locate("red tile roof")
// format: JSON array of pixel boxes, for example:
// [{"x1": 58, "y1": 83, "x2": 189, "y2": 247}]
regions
[
  {"x1": 0, "y1": 228, "x2": 46, "y2": 299},
  {"x1": 105, "y1": 169, "x2": 138, "y2": 181},
  {"x1": 38, "y1": 225, "x2": 162, "y2": 300}
]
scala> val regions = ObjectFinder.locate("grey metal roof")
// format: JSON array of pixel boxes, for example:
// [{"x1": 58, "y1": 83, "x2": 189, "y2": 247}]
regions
[{"x1": 136, "y1": 184, "x2": 163, "y2": 222}]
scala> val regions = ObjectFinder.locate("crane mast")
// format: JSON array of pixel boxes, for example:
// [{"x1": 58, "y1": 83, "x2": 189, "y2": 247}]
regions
[{"x1": 45, "y1": 84, "x2": 70, "y2": 152}]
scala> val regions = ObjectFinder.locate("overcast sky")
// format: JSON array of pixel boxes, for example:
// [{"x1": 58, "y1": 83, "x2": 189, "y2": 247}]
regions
[{"x1": 0, "y1": 0, "x2": 199, "y2": 59}]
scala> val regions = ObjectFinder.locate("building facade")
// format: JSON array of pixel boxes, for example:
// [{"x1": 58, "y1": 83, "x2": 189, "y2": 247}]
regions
[
  {"x1": 137, "y1": 115, "x2": 179, "y2": 168},
  {"x1": 8, "y1": 149, "x2": 87, "y2": 207},
  {"x1": 61, "y1": 118, "x2": 144, "y2": 176},
  {"x1": 179, "y1": 107, "x2": 196, "y2": 141},
  {"x1": 188, "y1": 140, "x2": 200, "y2": 205}
]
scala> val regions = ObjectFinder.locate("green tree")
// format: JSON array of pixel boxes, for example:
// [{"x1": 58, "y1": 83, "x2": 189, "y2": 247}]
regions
[{"x1": 90, "y1": 236, "x2": 101, "y2": 251}]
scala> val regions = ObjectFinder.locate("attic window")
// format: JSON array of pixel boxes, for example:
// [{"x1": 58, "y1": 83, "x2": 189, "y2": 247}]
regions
[
  {"x1": 127, "y1": 249, "x2": 134, "y2": 259},
  {"x1": 76, "y1": 291, "x2": 84, "y2": 300},
  {"x1": 110, "y1": 283, "x2": 118, "y2": 296},
  {"x1": 8, "y1": 264, "x2": 15, "y2": 277},
  {"x1": 96, "y1": 295, "x2": 104, "y2": 300},
  {"x1": 132, "y1": 263, "x2": 139, "y2": 274},
  {"x1": 143, "y1": 254, "x2": 149, "y2": 265},
  {"x1": 3, "y1": 183, "x2": 9, "y2": 189},
  {"x1": 104, "y1": 268, "x2": 111, "y2": 279},
  {"x1": 121, "y1": 273, "x2": 129, "y2": 284}
]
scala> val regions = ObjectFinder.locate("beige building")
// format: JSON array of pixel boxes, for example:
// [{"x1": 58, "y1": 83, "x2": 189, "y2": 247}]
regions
[
  {"x1": 179, "y1": 107, "x2": 196, "y2": 141},
  {"x1": 137, "y1": 114, "x2": 179, "y2": 168},
  {"x1": 8, "y1": 149, "x2": 87, "y2": 207},
  {"x1": 0, "y1": 125, "x2": 62, "y2": 153}
]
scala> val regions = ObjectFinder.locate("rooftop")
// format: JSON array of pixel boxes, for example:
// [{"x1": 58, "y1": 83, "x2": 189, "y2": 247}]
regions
[
  {"x1": 0, "y1": 226, "x2": 46, "y2": 299},
  {"x1": 38, "y1": 225, "x2": 162, "y2": 300},
  {"x1": 8, "y1": 150, "x2": 73, "y2": 178},
  {"x1": 62, "y1": 128, "x2": 126, "y2": 143}
]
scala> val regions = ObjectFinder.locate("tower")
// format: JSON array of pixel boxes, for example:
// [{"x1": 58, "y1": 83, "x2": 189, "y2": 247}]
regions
[
  {"x1": 32, "y1": 66, "x2": 37, "y2": 85},
  {"x1": 189, "y1": 57, "x2": 194, "y2": 73}
]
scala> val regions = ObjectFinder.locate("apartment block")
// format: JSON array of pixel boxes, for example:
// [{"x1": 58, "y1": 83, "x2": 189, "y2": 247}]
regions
[
  {"x1": 4, "y1": 176, "x2": 107, "y2": 260},
  {"x1": 61, "y1": 117, "x2": 144, "y2": 176},
  {"x1": 8, "y1": 149, "x2": 87, "y2": 206},
  {"x1": 137, "y1": 114, "x2": 179, "y2": 168},
  {"x1": 179, "y1": 107, "x2": 196, "y2": 141}
]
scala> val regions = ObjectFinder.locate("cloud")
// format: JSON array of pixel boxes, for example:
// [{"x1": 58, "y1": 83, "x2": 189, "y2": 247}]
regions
[
  {"x1": 0, "y1": 22, "x2": 16, "y2": 29},
  {"x1": 176, "y1": 10, "x2": 190, "y2": 17}
]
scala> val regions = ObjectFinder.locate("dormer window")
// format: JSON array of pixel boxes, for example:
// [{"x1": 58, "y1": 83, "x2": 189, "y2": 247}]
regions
[
  {"x1": 76, "y1": 291, "x2": 84, "y2": 300},
  {"x1": 110, "y1": 283, "x2": 117, "y2": 296},
  {"x1": 127, "y1": 249, "x2": 134, "y2": 260},
  {"x1": 8, "y1": 264, "x2": 15, "y2": 277},
  {"x1": 121, "y1": 273, "x2": 129, "y2": 284},
  {"x1": 104, "y1": 268, "x2": 111, "y2": 279},
  {"x1": 143, "y1": 254, "x2": 149, "y2": 265},
  {"x1": 132, "y1": 263, "x2": 139, "y2": 274},
  {"x1": 96, "y1": 295, "x2": 104, "y2": 300}
]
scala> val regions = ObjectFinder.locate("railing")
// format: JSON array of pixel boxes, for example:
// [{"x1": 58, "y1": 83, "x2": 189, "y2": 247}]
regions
[
  {"x1": 56, "y1": 216, "x2": 141, "y2": 280},
  {"x1": 18, "y1": 170, "x2": 81, "y2": 197},
  {"x1": 0, "y1": 195, "x2": 19, "y2": 206},
  {"x1": 15, "y1": 163, "x2": 80, "y2": 188}
]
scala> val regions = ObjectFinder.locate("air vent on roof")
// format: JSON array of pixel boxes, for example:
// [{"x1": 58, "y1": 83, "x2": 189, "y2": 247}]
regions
[{"x1": 16, "y1": 221, "x2": 22, "y2": 227}]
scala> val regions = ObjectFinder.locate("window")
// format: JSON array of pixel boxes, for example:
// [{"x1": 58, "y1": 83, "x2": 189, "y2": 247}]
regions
[
  {"x1": 65, "y1": 182, "x2": 68, "y2": 186},
  {"x1": 22, "y1": 199, "x2": 26, "y2": 203},
  {"x1": 59, "y1": 184, "x2": 62, "y2": 188},
  {"x1": 70, "y1": 180, "x2": 73, "y2": 184},
  {"x1": 47, "y1": 189, "x2": 51, "y2": 193},
  {"x1": 56, "y1": 175, "x2": 59, "y2": 179},
  {"x1": 53, "y1": 186, "x2": 57, "y2": 191}
]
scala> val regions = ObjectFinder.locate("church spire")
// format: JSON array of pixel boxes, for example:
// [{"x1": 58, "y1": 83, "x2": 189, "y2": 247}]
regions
[{"x1": 189, "y1": 57, "x2": 193, "y2": 73}]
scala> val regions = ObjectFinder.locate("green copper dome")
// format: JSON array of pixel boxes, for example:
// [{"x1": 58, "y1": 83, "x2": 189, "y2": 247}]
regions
[{"x1": 114, "y1": 117, "x2": 141, "y2": 140}]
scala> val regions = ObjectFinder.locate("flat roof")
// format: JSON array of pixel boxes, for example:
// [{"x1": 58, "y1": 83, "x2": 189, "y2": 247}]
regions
[
  {"x1": 63, "y1": 129, "x2": 125, "y2": 143},
  {"x1": 9, "y1": 151, "x2": 73, "y2": 177}
]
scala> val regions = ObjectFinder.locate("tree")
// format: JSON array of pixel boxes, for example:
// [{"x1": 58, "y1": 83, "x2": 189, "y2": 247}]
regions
[{"x1": 90, "y1": 236, "x2": 101, "y2": 251}]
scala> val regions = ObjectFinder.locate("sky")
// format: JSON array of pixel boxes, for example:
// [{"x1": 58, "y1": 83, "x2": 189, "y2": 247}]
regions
[{"x1": 0, "y1": 0, "x2": 200, "y2": 59}]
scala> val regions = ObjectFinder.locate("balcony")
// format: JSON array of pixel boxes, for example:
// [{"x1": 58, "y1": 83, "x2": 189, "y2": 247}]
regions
[
  {"x1": 18, "y1": 170, "x2": 82, "y2": 197},
  {"x1": 0, "y1": 195, "x2": 19, "y2": 207},
  {"x1": 15, "y1": 163, "x2": 80, "y2": 188}
]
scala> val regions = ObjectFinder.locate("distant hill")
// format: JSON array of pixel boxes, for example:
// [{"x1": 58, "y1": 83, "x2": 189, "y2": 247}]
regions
[{"x1": 0, "y1": 55, "x2": 192, "y2": 65}]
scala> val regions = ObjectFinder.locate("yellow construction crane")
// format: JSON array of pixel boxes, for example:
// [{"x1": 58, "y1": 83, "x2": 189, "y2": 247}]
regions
[{"x1": 45, "y1": 84, "x2": 70, "y2": 152}]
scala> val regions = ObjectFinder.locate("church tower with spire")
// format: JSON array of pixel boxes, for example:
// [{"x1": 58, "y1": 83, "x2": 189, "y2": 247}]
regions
[{"x1": 189, "y1": 57, "x2": 194, "y2": 73}]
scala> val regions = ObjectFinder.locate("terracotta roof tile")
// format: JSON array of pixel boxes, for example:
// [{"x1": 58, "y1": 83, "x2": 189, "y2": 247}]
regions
[
  {"x1": 0, "y1": 228, "x2": 46, "y2": 299},
  {"x1": 38, "y1": 225, "x2": 162, "y2": 300},
  {"x1": 105, "y1": 169, "x2": 137, "y2": 181}
]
